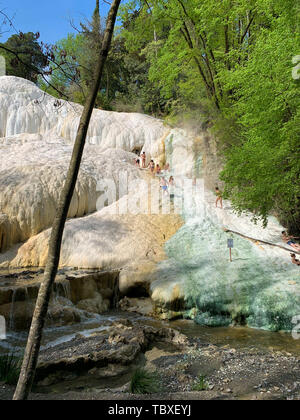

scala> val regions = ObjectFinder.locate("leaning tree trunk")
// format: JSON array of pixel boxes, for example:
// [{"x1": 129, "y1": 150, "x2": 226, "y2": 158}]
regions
[{"x1": 13, "y1": 0, "x2": 122, "y2": 401}]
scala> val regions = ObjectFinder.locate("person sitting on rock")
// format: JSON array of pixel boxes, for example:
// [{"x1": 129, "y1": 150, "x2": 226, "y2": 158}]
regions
[
  {"x1": 282, "y1": 231, "x2": 300, "y2": 251},
  {"x1": 290, "y1": 253, "x2": 300, "y2": 266},
  {"x1": 215, "y1": 187, "x2": 223, "y2": 209}
]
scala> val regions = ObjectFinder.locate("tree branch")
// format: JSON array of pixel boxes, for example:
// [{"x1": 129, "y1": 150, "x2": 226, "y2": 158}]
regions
[
  {"x1": 240, "y1": 12, "x2": 255, "y2": 44},
  {"x1": 0, "y1": 44, "x2": 70, "y2": 99}
]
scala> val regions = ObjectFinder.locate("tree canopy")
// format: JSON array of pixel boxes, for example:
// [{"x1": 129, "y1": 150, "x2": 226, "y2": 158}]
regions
[{"x1": 0, "y1": 32, "x2": 46, "y2": 82}]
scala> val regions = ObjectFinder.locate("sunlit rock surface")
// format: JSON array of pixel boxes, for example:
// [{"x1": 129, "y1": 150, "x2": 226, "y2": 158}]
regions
[
  {"x1": 4, "y1": 189, "x2": 182, "y2": 295},
  {"x1": 0, "y1": 76, "x2": 166, "y2": 154},
  {"x1": 0, "y1": 77, "x2": 181, "y2": 298},
  {"x1": 0, "y1": 76, "x2": 169, "y2": 251},
  {"x1": 0, "y1": 133, "x2": 143, "y2": 251}
]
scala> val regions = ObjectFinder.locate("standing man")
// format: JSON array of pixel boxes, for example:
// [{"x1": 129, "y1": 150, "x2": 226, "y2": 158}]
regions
[{"x1": 141, "y1": 152, "x2": 146, "y2": 168}]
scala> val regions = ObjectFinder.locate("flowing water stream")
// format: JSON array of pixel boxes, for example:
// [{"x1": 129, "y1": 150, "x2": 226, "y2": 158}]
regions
[{"x1": 1, "y1": 310, "x2": 299, "y2": 357}]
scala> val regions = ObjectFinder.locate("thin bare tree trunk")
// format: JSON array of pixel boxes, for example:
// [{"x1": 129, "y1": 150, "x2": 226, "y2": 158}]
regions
[{"x1": 13, "y1": 0, "x2": 121, "y2": 400}]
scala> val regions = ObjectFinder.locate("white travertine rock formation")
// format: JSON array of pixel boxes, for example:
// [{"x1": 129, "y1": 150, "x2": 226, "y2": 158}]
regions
[
  {"x1": 0, "y1": 76, "x2": 166, "y2": 155},
  {"x1": 3, "y1": 189, "x2": 183, "y2": 294},
  {"x1": 164, "y1": 129, "x2": 196, "y2": 178},
  {"x1": 0, "y1": 76, "x2": 169, "y2": 252},
  {"x1": 0, "y1": 133, "x2": 143, "y2": 251}
]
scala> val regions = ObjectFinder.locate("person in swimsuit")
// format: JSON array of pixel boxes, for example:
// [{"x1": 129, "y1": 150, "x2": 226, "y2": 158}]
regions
[
  {"x1": 290, "y1": 253, "x2": 300, "y2": 266},
  {"x1": 135, "y1": 158, "x2": 140, "y2": 167},
  {"x1": 282, "y1": 231, "x2": 300, "y2": 251},
  {"x1": 141, "y1": 152, "x2": 146, "y2": 168},
  {"x1": 148, "y1": 160, "x2": 155, "y2": 174},
  {"x1": 155, "y1": 164, "x2": 161, "y2": 175},
  {"x1": 160, "y1": 177, "x2": 168, "y2": 194},
  {"x1": 215, "y1": 187, "x2": 223, "y2": 209}
]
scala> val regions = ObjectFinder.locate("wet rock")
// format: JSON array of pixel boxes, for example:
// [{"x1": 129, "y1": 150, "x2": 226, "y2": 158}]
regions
[
  {"x1": 108, "y1": 334, "x2": 127, "y2": 346},
  {"x1": 76, "y1": 292, "x2": 110, "y2": 314},
  {"x1": 112, "y1": 319, "x2": 133, "y2": 328},
  {"x1": 88, "y1": 364, "x2": 128, "y2": 378},
  {"x1": 47, "y1": 302, "x2": 82, "y2": 327},
  {"x1": 118, "y1": 297, "x2": 154, "y2": 317},
  {"x1": 34, "y1": 323, "x2": 189, "y2": 385}
]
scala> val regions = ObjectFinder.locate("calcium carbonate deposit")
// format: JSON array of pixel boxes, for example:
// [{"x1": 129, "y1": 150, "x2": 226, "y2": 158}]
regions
[
  {"x1": 0, "y1": 76, "x2": 299, "y2": 332},
  {"x1": 150, "y1": 132, "x2": 300, "y2": 331}
]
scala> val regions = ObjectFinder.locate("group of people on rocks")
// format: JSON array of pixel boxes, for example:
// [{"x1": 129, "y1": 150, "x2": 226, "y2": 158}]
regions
[
  {"x1": 134, "y1": 151, "x2": 148, "y2": 169},
  {"x1": 281, "y1": 231, "x2": 300, "y2": 252},
  {"x1": 148, "y1": 161, "x2": 170, "y2": 176},
  {"x1": 134, "y1": 151, "x2": 174, "y2": 197},
  {"x1": 134, "y1": 151, "x2": 171, "y2": 174}
]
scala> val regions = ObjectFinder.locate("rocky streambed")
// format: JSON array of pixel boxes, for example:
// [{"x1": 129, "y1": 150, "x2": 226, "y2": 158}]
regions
[
  {"x1": 0, "y1": 269, "x2": 299, "y2": 401},
  {"x1": 0, "y1": 316, "x2": 299, "y2": 400}
]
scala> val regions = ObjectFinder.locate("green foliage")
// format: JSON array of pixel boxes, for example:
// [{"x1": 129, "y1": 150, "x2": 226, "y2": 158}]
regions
[
  {"x1": 39, "y1": 2, "x2": 118, "y2": 106},
  {"x1": 0, "y1": 352, "x2": 21, "y2": 385},
  {"x1": 120, "y1": 0, "x2": 300, "y2": 231},
  {"x1": 129, "y1": 368, "x2": 160, "y2": 394},
  {"x1": 220, "y1": 16, "x2": 300, "y2": 231},
  {"x1": 38, "y1": 33, "x2": 86, "y2": 99},
  {"x1": 0, "y1": 32, "x2": 46, "y2": 82},
  {"x1": 192, "y1": 375, "x2": 208, "y2": 391}
]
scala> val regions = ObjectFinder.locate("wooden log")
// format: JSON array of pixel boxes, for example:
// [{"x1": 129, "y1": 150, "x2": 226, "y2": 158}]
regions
[{"x1": 223, "y1": 228, "x2": 300, "y2": 255}]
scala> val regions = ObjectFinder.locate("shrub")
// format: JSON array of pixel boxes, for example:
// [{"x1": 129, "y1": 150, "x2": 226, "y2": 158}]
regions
[
  {"x1": 192, "y1": 375, "x2": 208, "y2": 391},
  {"x1": 0, "y1": 352, "x2": 21, "y2": 385},
  {"x1": 129, "y1": 368, "x2": 160, "y2": 394}
]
